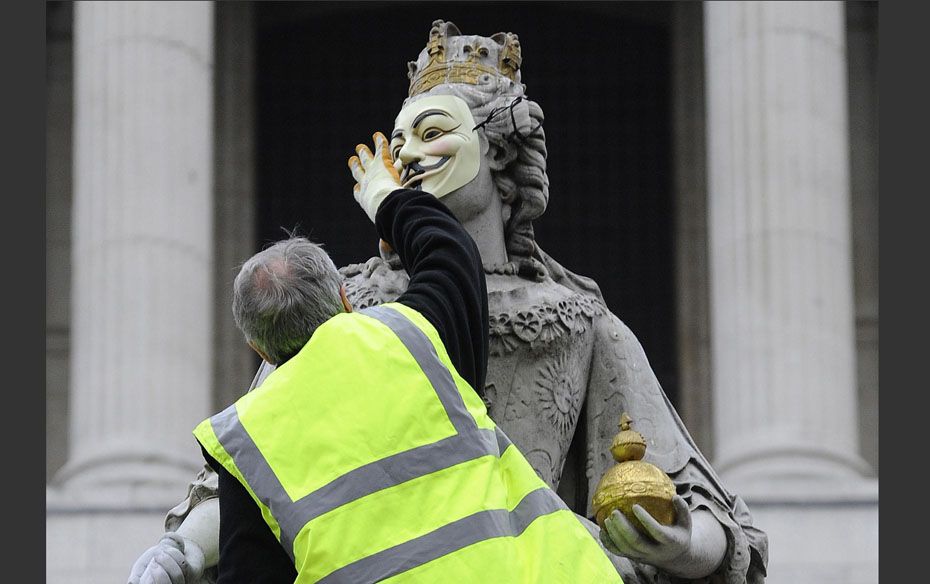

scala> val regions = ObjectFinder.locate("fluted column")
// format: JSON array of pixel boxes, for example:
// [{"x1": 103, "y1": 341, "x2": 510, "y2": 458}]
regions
[
  {"x1": 705, "y1": 1, "x2": 869, "y2": 486},
  {"x1": 56, "y1": 1, "x2": 214, "y2": 501}
]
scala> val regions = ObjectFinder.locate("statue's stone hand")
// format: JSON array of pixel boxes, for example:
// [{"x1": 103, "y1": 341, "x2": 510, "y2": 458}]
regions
[
  {"x1": 128, "y1": 540, "x2": 160, "y2": 584},
  {"x1": 600, "y1": 495, "x2": 693, "y2": 576},
  {"x1": 128, "y1": 532, "x2": 205, "y2": 584}
]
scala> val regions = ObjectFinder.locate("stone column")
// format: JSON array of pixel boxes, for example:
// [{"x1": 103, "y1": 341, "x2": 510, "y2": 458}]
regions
[
  {"x1": 704, "y1": 1, "x2": 870, "y2": 487},
  {"x1": 704, "y1": 6, "x2": 878, "y2": 581},
  {"x1": 54, "y1": 0, "x2": 215, "y2": 502}
]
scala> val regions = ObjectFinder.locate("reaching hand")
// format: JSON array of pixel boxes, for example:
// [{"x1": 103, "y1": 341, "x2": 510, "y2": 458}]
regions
[
  {"x1": 599, "y1": 495, "x2": 693, "y2": 574},
  {"x1": 127, "y1": 532, "x2": 205, "y2": 584},
  {"x1": 348, "y1": 132, "x2": 402, "y2": 223}
]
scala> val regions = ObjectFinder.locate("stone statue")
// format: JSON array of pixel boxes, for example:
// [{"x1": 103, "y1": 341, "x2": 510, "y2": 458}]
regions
[{"x1": 129, "y1": 19, "x2": 767, "y2": 584}]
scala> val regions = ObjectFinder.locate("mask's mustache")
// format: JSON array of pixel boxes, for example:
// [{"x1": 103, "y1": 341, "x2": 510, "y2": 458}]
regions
[{"x1": 402, "y1": 156, "x2": 451, "y2": 184}]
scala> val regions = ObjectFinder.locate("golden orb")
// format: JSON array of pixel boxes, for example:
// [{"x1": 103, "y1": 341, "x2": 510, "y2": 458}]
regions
[{"x1": 592, "y1": 413, "x2": 676, "y2": 533}]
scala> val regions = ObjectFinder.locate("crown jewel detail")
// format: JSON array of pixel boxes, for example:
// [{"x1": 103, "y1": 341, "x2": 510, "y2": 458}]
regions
[{"x1": 407, "y1": 20, "x2": 522, "y2": 97}]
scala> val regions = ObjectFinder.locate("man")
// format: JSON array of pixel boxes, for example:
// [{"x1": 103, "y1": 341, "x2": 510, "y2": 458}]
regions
[{"x1": 191, "y1": 132, "x2": 621, "y2": 582}]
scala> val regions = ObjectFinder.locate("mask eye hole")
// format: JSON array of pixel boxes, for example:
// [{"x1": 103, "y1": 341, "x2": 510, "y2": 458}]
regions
[{"x1": 422, "y1": 128, "x2": 443, "y2": 141}]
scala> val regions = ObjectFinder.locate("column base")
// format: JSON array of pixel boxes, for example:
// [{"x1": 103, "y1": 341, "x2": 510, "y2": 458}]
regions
[
  {"x1": 50, "y1": 446, "x2": 201, "y2": 510},
  {"x1": 732, "y1": 473, "x2": 878, "y2": 505},
  {"x1": 716, "y1": 440, "x2": 874, "y2": 489}
]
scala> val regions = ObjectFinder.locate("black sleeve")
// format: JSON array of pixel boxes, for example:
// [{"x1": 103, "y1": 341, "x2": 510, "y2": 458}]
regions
[
  {"x1": 204, "y1": 448, "x2": 297, "y2": 584},
  {"x1": 374, "y1": 189, "x2": 489, "y2": 392}
]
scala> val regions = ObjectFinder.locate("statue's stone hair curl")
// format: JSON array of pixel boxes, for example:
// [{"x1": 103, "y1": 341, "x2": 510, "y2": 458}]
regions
[{"x1": 407, "y1": 76, "x2": 549, "y2": 278}]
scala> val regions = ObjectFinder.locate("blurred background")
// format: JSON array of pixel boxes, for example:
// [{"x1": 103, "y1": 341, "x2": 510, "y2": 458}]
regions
[{"x1": 46, "y1": 2, "x2": 878, "y2": 582}]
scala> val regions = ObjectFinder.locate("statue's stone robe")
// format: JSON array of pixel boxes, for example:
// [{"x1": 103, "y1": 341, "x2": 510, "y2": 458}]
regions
[{"x1": 341, "y1": 255, "x2": 767, "y2": 583}]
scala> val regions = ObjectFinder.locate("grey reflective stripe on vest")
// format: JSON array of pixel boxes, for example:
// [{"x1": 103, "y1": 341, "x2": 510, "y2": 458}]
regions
[
  {"x1": 211, "y1": 406, "x2": 304, "y2": 560},
  {"x1": 362, "y1": 305, "x2": 478, "y2": 434},
  {"x1": 495, "y1": 424, "x2": 512, "y2": 453},
  {"x1": 211, "y1": 304, "x2": 526, "y2": 574},
  {"x1": 317, "y1": 487, "x2": 568, "y2": 584},
  {"x1": 213, "y1": 409, "x2": 513, "y2": 561},
  {"x1": 286, "y1": 427, "x2": 501, "y2": 527}
]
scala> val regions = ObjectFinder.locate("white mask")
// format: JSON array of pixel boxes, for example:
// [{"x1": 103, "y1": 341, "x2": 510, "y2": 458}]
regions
[{"x1": 390, "y1": 95, "x2": 481, "y2": 199}]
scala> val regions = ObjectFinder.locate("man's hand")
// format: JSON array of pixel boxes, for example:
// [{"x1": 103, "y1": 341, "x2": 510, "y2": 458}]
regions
[
  {"x1": 127, "y1": 532, "x2": 205, "y2": 584},
  {"x1": 599, "y1": 495, "x2": 693, "y2": 575},
  {"x1": 349, "y1": 132, "x2": 402, "y2": 223}
]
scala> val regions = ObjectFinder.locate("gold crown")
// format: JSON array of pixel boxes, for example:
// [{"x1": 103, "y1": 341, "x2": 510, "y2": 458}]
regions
[{"x1": 407, "y1": 20, "x2": 522, "y2": 97}]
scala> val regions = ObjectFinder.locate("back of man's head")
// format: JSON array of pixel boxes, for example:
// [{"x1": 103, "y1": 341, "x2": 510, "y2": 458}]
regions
[{"x1": 232, "y1": 237, "x2": 344, "y2": 365}]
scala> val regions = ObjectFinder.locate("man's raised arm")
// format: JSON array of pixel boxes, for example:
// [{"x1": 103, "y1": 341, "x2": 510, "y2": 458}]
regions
[{"x1": 350, "y1": 132, "x2": 488, "y2": 391}]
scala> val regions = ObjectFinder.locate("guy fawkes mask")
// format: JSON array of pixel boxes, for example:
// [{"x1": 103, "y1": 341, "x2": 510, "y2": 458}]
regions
[{"x1": 390, "y1": 95, "x2": 481, "y2": 199}]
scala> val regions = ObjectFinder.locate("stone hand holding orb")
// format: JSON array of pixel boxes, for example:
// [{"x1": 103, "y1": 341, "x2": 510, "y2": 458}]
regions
[{"x1": 594, "y1": 414, "x2": 697, "y2": 573}]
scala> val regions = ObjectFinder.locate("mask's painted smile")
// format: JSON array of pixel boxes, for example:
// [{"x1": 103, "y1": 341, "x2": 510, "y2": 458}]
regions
[{"x1": 401, "y1": 156, "x2": 452, "y2": 189}]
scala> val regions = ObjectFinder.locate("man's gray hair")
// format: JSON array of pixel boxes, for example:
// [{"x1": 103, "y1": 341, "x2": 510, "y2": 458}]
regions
[{"x1": 232, "y1": 237, "x2": 344, "y2": 365}]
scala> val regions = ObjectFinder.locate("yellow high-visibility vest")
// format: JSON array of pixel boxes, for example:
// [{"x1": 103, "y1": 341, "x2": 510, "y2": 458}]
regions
[{"x1": 195, "y1": 303, "x2": 622, "y2": 583}]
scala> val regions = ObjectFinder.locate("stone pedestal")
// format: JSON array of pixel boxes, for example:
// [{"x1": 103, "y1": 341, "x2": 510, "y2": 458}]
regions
[
  {"x1": 704, "y1": 2, "x2": 877, "y2": 582},
  {"x1": 46, "y1": 508, "x2": 171, "y2": 584},
  {"x1": 748, "y1": 487, "x2": 879, "y2": 584},
  {"x1": 47, "y1": 2, "x2": 215, "y2": 581}
]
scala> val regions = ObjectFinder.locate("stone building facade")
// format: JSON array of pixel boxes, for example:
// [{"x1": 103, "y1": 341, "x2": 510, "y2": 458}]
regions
[{"x1": 46, "y1": 2, "x2": 878, "y2": 582}]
